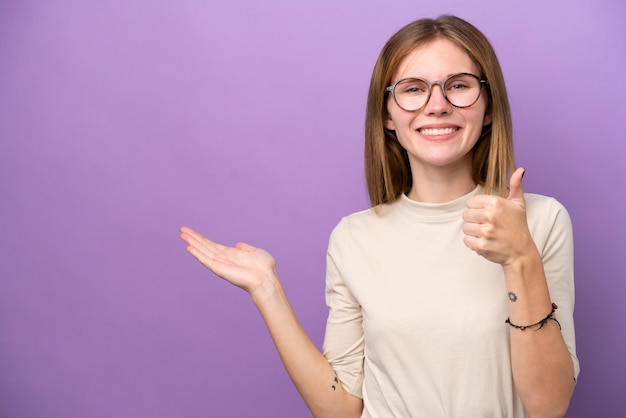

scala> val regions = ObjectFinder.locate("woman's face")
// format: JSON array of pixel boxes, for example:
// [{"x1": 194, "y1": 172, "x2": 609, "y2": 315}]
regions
[{"x1": 385, "y1": 38, "x2": 491, "y2": 176}]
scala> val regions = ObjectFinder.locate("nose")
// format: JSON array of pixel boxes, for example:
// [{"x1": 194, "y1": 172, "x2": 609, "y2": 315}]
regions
[{"x1": 423, "y1": 83, "x2": 452, "y2": 115}]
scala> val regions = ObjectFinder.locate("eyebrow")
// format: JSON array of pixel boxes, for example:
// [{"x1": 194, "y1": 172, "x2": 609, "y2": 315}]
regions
[{"x1": 401, "y1": 72, "x2": 474, "y2": 80}]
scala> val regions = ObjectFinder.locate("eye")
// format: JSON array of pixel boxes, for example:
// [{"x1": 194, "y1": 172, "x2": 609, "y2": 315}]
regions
[
  {"x1": 446, "y1": 74, "x2": 478, "y2": 91},
  {"x1": 448, "y1": 81, "x2": 470, "y2": 90},
  {"x1": 405, "y1": 86, "x2": 423, "y2": 93},
  {"x1": 397, "y1": 79, "x2": 428, "y2": 95}
]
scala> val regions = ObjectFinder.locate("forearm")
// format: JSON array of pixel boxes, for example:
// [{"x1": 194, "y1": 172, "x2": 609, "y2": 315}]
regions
[
  {"x1": 504, "y1": 251, "x2": 575, "y2": 418},
  {"x1": 250, "y1": 273, "x2": 362, "y2": 418}
]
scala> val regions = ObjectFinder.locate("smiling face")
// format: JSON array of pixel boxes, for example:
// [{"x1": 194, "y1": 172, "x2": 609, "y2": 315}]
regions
[{"x1": 385, "y1": 38, "x2": 492, "y2": 178}]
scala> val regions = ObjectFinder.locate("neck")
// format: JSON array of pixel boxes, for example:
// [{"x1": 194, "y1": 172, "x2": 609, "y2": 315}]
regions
[{"x1": 406, "y1": 164, "x2": 476, "y2": 203}]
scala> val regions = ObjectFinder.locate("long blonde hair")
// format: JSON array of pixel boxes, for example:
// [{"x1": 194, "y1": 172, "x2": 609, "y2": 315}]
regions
[{"x1": 364, "y1": 15, "x2": 514, "y2": 206}]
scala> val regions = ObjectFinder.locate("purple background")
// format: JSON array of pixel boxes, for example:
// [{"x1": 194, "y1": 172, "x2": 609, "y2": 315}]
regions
[{"x1": 1, "y1": 0, "x2": 624, "y2": 416}]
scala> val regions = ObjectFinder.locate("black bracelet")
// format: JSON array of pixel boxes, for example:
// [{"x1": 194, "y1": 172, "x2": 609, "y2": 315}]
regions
[{"x1": 505, "y1": 303, "x2": 561, "y2": 331}]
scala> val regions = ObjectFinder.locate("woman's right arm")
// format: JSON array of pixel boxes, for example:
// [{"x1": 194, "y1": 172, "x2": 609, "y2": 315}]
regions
[{"x1": 179, "y1": 226, "x2": 363, "y2": 418}]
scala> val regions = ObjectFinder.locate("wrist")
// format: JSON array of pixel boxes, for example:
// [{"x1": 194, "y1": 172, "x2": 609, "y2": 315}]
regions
[
  {"x1": 249, "y1": 270, "x2": 283, "y2": 306},
  {"x1": 506, "y1": 302, "x2": 561, "y2": 331},
  {"x1": 502, "y1": 246, "x2": 542, "y2": 278}
]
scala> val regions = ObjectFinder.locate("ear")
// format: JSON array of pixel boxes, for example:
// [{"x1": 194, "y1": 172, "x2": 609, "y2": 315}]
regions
[
  {"x1": 482, "y1": 112, "x2": 492, "y2": 126},
  {"x1": 384, "y1": 117, "x2": 396, "y2": 131}
]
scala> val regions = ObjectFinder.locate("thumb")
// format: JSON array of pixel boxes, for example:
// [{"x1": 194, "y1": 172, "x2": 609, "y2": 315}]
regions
[
  {"x1": 236, "y1": 242, "x2": 256, "y2": 252},
  {"x1": 507, "y1": 167, "x2": 526, "y2": 203}
]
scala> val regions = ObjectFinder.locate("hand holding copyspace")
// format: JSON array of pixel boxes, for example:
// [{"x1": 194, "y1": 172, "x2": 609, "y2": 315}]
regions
[{"x1": 179, "y1": 226, "x2": 276, "y2": 296}]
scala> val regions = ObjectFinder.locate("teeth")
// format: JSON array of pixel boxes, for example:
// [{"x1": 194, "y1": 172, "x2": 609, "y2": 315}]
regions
[{"x1": 419, "y1": 127, "x2": 457, "y2": 136}]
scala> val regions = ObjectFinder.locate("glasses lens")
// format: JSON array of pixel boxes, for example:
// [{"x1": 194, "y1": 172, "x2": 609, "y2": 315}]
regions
[
  {"x1": 444, "y1": 74, "x2": 482, "y2": 108},
  {"x1": 393, "y1": 79, "x2": 430, "y2": 111}
]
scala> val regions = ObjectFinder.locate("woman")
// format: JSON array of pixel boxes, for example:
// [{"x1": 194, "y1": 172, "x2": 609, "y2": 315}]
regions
[{"x1": 180, "y1": 15, "x2": 578, "y2": 417}]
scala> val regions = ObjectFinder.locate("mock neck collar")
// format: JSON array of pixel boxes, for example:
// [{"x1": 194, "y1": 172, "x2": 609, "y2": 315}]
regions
[{"x1": 393, "y1": 185, "x2": 484, "y2": 222}]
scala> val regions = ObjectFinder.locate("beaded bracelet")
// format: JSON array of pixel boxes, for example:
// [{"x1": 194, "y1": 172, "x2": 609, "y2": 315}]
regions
[{"x1": 505, "y1": 303, "x2": 561, "y2": 331}]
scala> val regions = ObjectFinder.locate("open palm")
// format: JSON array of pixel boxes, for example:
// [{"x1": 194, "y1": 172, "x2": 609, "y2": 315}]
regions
[{"x1": 180, "y1": 226, "x2": 276, "y2": 294}]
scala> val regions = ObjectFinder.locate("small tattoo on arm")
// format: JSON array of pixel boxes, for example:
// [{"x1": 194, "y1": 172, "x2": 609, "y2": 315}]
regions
[
  {"x1": 331, "y1": 375, "x2": 339, "y2": 391},
  {"x1": 508, "y1": 292, "x2": 518, "y2": 302}
]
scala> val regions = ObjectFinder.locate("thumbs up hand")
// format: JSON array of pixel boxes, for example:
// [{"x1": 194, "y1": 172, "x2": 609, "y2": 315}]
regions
[{"x1": 462, "y1": 168, "x2": 535, "y2": 266}]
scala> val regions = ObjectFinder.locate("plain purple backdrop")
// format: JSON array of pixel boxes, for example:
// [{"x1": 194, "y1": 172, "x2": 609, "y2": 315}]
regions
[{"x1": 1, "y1": 0, "x2": 624, "y2": 417}]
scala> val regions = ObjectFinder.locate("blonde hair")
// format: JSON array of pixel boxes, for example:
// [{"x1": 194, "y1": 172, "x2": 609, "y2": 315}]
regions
[{"x1": 364, "y1": 15, "x2": 514, "y2": 206}]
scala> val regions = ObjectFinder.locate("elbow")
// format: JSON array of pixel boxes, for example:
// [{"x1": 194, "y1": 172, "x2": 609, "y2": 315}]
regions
[
  {"x1": 309, "y1": 392, "x2": 363, "y2": 418},
  {"x1": 313, "y1": 408, "x2": 362, "y2": 418},
  {"x1": 523, "y1": 372, "x2": 576, "y2": 418},
  {"x1": 526, "y1": 408, "x2": 569, "y2": 418},
  {"x1": 525, "y1": 397, "x2": 572, "y2": 418}
]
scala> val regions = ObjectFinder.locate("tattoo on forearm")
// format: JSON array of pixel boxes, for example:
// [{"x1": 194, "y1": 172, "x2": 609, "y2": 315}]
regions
[
  {"x1": 331, "y1": 375, "x2": 339, "y2": 391},
  {"x1": 508, "y1": 292, "x2": 518, "y2": 302}
]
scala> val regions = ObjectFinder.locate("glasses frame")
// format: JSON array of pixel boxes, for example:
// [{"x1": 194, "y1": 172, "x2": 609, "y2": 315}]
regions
[{"x1": 386, "y1": 72, "x2": 488, "y2": 112}]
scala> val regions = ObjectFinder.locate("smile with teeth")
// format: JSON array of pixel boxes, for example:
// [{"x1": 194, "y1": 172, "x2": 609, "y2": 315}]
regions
[{"x1": 419, "y1": 127, "x2": 459, "y2": 136}]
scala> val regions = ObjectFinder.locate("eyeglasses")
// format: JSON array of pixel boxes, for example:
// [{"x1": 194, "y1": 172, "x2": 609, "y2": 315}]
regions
[{"x1": 386, "y1": 73, "x2": 487, "y2": 112}]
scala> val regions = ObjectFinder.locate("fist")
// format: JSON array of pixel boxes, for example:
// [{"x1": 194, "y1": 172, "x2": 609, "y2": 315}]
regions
[{"x1": 462, "y1": 168, "x2": 533, "y2": 266}]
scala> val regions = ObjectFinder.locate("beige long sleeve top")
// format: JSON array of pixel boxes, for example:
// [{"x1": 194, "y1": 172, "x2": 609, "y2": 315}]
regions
[{"x1": 322, "y1": 187, "x2": 579, "y2": 418}]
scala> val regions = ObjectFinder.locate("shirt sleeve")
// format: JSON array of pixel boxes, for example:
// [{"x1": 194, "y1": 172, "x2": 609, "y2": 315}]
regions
[
  {"x1": 321, "y1": 219, "x2": 365, "y2": 398},
  {"x1": 529, "y1": 195, "x2": 580, "y2": 380}
]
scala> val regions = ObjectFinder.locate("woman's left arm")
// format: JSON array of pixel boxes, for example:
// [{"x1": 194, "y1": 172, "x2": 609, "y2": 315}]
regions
[{"x1": 462, "y1": 168, "x2": 576, "y2": 418}]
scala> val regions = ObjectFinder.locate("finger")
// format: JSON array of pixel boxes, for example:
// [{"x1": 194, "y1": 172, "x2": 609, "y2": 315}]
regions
[
  {"x1": 180, "y1": 225, "x2": 194, "y2": 235},
  {"x1": 180, "y1": 226, "x2": 204, "y2": 244},
  {"x1": 180, "y1": 226, "x2": 210, "y2": 242},
  {"x1": 185, "y1": 244, "x2": 215, "y2": 266},
  {"x1": 465, "y1": 194, "x2": 493, "y2": 209},
  {"x1": 462, "y1": 208, "x2": 487, "y2": 224},
  {"x1": 463, "y1": 234, "x2": 481, "y2": 251},
  {"x1": 180, "y1": 226, "x2": 212, "y2": 242},
  {"x1": 185, "y1": 238, "x2": 232, "y2": 264},
  {"x1": 185, "y1": 244, "x2": 231, "y2": 277},
  {"x1": 462, "y1": 222, "x2": 481, "y2": 238},
  {"x1": 180, "y1": 227, "x2": 225, "y2": 255},
  {"x1": 507, "y1": 167, "x2": 525, "y2": 203}
]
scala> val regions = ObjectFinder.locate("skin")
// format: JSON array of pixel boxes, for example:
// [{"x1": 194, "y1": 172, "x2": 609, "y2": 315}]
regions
[{"x1": 180, "y1": 39, "x2": 575, "y2": 418}]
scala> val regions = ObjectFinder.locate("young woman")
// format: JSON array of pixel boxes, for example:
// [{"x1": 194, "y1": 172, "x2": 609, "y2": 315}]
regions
[{"x1": 180, "y1": 15, "x2": 579, "y2": 418}]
